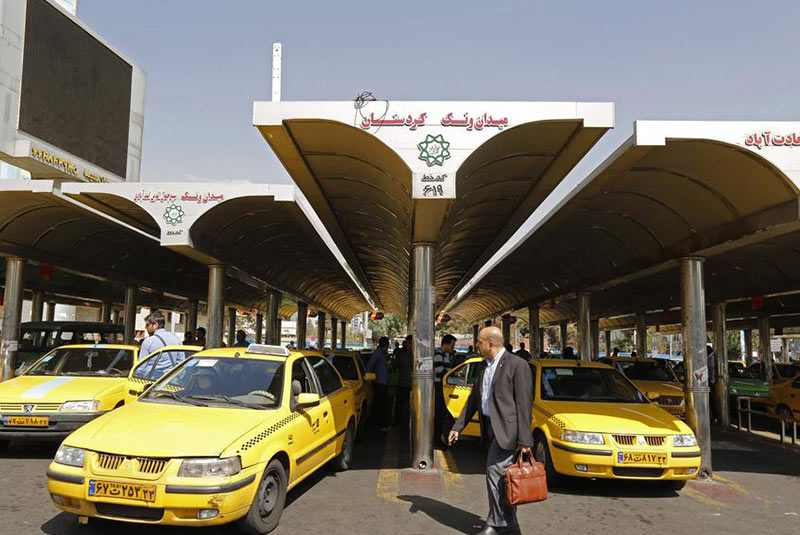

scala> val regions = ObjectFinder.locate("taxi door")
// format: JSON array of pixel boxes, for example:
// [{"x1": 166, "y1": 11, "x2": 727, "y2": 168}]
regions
[
  {"x1": 124, "y1": 346, "x2": 199, "y2": 403},
  {"x1": 442, "y1": 358, "x2": 484, "y2": 437},
  {"x1": 307, "y1": 356, "x2": 348, "y2": 460},
  {"x1": 288, "y1": 358, "x2": 334, "y2": 480}
]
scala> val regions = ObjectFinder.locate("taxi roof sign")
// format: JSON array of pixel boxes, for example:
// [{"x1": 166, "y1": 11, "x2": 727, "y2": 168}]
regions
[{"x1": 246, "y1": 344, "x2": 291, "y2": 357}]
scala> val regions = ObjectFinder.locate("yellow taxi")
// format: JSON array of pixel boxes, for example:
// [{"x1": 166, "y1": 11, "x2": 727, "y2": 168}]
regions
[
  {"x1": 327, "y1": 350, "x2": 375, "y2": 438},
  {"x1": 0, "y1": 344, "x2": 139, "y2": 448},
  {"x1": 768, "y1": 375, "x2": 800, "y2": 422},
  {"x1": 599, "y1": 357, "x2": 685, "y2": 417},
  {"x1": 46, "y1": 345, "x2": 357, "y2": 533},
  {"x1": 444, "y1": 358, "x2": 700, "y2": 489},
  {"x1": 124, "y1": 345, "x2": 202, "y2": 403}
]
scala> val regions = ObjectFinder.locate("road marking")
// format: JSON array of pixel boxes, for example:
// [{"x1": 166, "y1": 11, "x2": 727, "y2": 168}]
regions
[
  {"x1": 683, "y1": 485, "x2": 727, "y2": 508},
  {"x1": 434, "y1": 448, "x2": 462, "y2": 495},
  {"x1": 712, "y1": 474, "x2": 746, "y2": 494},
  {"x1": 375, "y1": 428, "x2": 402, "y2": 503}
]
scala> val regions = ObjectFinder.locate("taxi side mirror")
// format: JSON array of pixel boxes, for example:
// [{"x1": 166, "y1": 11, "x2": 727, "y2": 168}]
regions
[
  {"x1": 364, "y1": 372, "x2": 376, "y2": 382},
  {"x1": 646, "y1": 392, "x2": 661, "y2": 401},
  {"x1": 295, "y1": 393, "x2": 321, "y2": 408}
]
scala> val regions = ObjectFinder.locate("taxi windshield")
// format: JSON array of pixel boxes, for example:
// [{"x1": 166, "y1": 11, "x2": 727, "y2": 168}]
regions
[
  {"x1": 618, "y1": 360, "x2": 677, "y2": 382},
  {"x1": 143, "y1": 357, "x2": 284, "y2": 410},
  {"x1": 26, "y1": 347, "x2": 133, "y2": 377},
  {"x1": 541, "y1": 366, "x2": 646, "y2": 403}
]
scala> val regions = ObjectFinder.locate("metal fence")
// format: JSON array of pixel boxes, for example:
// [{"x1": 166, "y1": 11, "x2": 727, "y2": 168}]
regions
[{"x1": 735, "y1": 395, "x2": 798, "y2": 446}]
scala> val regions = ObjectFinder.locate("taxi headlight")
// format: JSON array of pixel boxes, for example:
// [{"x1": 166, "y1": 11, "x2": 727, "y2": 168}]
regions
[
  {"x1": 54, "y1": 445, "x2": 85, "y2": 467},
  {"x1": 561, "y1": 430, "x2": 605, "y2": 445},
  {"x1": 178, "y1": 457, "x2": 241, "y2": 478},
  {"x1": 673, "y1": 434, "x2": 698, "y2": 447},
  {"x1": 59, "y1": 400, "x2": 100, "y2": 412}
]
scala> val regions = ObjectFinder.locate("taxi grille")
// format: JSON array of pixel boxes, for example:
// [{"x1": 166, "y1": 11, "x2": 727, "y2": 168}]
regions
[
  {"x1": 137, "y1": 457, "x2": 167, "y2": 474},
  {"x1": 94, "y1": 452, "x2": 168, "y2": 476},
  {"x1": 658, "y1": 396, "x2": 684, "y2": 406},
  {"x1": 612, "y1": 435, "x2": 666, "y2": 447},
  {"x1": 0, "y1": 402, "x2": 62, "y2": 412},
  {"x1": 97, "y1": 453, "x2": 124, "y2": 470}
]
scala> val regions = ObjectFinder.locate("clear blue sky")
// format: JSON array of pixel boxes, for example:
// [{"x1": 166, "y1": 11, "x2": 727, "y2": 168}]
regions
[{"x1": 80, "y1": 0, "x2": 800, "y2": 189}]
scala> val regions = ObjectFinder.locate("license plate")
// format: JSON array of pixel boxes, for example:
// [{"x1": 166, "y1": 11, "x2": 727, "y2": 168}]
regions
[
  {"x1": 666, "y1": 406, "x2": 684, "y2": 415},
  {"x1": 617, "y1": 452, "x2": 667, "y2": 465},
  {"x1": 3, "y1": 415, "x2": 49, "y2": 427},
  {"x1": 88, "y1": 480, "x2": 156, "y2": 502}
]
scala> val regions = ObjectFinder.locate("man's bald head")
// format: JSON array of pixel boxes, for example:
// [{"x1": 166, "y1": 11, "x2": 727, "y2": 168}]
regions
[{"x1": 477, "y1": 326, "x2": 505, "y2": 359}]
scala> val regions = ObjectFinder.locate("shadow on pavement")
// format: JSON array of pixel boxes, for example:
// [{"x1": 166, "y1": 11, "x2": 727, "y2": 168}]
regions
[
  {"x1": 710, "y1": 426, "x2": 800, "y2": 476},
  {"x1": 397, "y1": 494, "x2": 484, "y2": 534},
  {"x1": 1, "y1": 440, "x2": 58, "y2": 459}
]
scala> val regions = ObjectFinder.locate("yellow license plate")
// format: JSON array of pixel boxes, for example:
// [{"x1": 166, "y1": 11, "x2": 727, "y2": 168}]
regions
[
  {"x1": 618, "y1": 452, "x2": 667, "y2": 465},
  {"x1": 666, "y1": 407, "x2": 684, "y2": 415},
  {"x1": 88, "y1": 480, "x2": 156, "y2": 502},
  {"x1": 3, "y1": 415, "x2": 49, "y2": 427}
]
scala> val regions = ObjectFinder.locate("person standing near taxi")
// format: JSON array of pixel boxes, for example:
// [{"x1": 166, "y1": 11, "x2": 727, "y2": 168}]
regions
[
  {"x1": 449, "y1": 326, "x2": 533, "y2": 535},
  {"x1": 434, "y1": 334, "x2": 457, "y2": 446},
  {"x1": 366, "y1": 336, "x2": 390, "y2": 428},
  {"x1": 139, "y1": 311, "x2": 181, "y2": 358}
]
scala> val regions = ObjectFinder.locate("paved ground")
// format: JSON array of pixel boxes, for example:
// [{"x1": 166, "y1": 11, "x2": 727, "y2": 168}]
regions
[{"x1": 2, "y1": 425, "x2": 798, "y2": 535}]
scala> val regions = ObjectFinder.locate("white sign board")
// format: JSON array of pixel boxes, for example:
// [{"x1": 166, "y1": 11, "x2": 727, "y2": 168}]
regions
[{"x1": 412, "y1": 171, "x2": 455, "y2": 199}]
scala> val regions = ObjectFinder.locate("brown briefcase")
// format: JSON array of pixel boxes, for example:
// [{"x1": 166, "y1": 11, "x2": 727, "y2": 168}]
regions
[{"x1": 504, "y1": 450, "x2": 547, "y2": 505}]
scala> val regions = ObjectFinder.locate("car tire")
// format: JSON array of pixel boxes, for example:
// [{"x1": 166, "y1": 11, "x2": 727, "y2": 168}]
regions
[
  {"x1": 332, "y1": 419, "x2": 356, "y2": 472},
  {"x1": 533, "y1": 433, "x2": 562, "y2": 487},
  {"x1": 665, "y1": 479, "x2": 687, "y2": 491},
  {"x1": 237, "y1": 459, "x2": 287, "y2": 535},
  {"x1": 778, "y1": 405, "x2": 794, "y2": 423}
]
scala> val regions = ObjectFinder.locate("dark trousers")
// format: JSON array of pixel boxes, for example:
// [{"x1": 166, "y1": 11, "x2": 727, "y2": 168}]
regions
[
  {"x1": 394, "y1": 386, "x2": 410, "y2": 425},
  {"x1": 371, "y1": 383, "x2": 389, "y2": 427},
  {"x1": 434, "y1": 383, "x2": 447, "y2": 445},
  {"x1": 486, "y1": 438, "x2": 518, "y2": 529}
]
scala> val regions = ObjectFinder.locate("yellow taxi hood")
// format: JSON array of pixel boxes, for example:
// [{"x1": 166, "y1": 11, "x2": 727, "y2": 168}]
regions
[
  {"x1": 541, "y1": 400, "x2": 690, "y2": 435},
  {"x1": 0, "y1": 375, "x2": 123, "y2": 402},
  {"x1": 63, "y1": 401, "x2": 276, "y2": 457},
  {"x1": 630, "y1": 380, "x2": 683, "y2": 397}
]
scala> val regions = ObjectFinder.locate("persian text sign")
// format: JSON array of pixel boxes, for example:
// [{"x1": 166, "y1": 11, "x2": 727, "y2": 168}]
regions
[
  {"x1": 744, "y1": 131, "x2": 800, "y2": 149},
  {"x1": 412, "y1": 172, "x2": 455, "y2": 199},
  {"x1": 359, "y1": 111, "x2": 510, "y2": 132}
]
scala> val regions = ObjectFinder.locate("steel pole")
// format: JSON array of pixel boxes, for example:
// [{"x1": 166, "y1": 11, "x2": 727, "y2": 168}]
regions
[
  {"x1": 560, "y1": 322, "x2": 568, "y2": 353},
  {"x1": 472, "y1": 324, "x2": 479, "y2": 348},
  {"x1": 744, "y1": 329, "x2": 753, "y2": 365},
  {"x1": 31, "y1": 291, "x2": 44, "y2": 322},
  {"x1": 123, "y1": 285, "x2": 137, "y2": 346},
  {"x1": 255, "y1": 313, "x2": 264, "y2": 344},
  {"x1": 501, "y1": 314, "x2": 512, "y2": 346},
  {"x1": 330, "y1": 317, "x2": 338, "y2": 350},
  {"x1": 227, "y1": 307, "x2": 237, "y2": 348},
  {"x1": 111, "y1": 308, "x2": 120, "y2": 325},
  {"x1": 186, "y1": 300, "x2": 198, "y2": 338},
  {"x1": 207, "y1": 265, "x2": 225, "y2": 348},
  {"x1": 340, "y1": 320, "x2": 347, "y2": 349},
  {"x1": 1, "y1": 257, "x2": 25, "y2": 381},
  {"x1": 296, "y1": 302, "x2": 308, "y2": 349},
  {"x1": 680, "y1": 257, "x2": 712, "y2": 478},
  {"x1": 317, "y1": 312, "x2": 326, "y2": 350},
  {"x1": 266, "y1": 290, "x2": 280, "y2": 345},
  {"x1": 758, "y1": 316, "x2": 772, "y2": 383},
  {"x1": 604, "y1": 330, "x2": 612, "y2": 357},
  {"x1": 712, "y1": 302, "x2": 730, "y2": 426},
  {"x1": 636, "y1": 313, "x2": 647, "y2": 357},
  {"x1": 781, "y1": 338, "x2": 789, "y2": 363},
  {"x1": 410, "y1": 243, "x2": 435, "y2": 470},
  {"x1": 100, "y1": 301, "x2": 112, "y2": 324},
  {"x1": 528, "y1": 304, "x2": 541, "y2": 357},
  {"x1": 591, "y1": 319, "x2": 600, "y2": 361},
  {"x1": 45, "y1": 301, "x2": 56, "y2": 321},
  {"x1": 538, "y1": 328, "x2": 545, "y2": 355},
  {"x1": 577, "y1": 292, "x2": 592, "y2": 361}
]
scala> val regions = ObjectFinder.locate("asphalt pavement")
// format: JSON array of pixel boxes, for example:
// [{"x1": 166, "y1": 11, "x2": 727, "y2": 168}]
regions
[{"x1": 1, "y1": 425, "x2": 798, "y2": 535}]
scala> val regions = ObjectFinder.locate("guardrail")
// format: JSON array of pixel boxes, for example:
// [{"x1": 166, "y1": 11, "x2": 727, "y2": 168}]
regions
[{"x1": 735, "y1": 395, "x2": 797, "y2": 446}]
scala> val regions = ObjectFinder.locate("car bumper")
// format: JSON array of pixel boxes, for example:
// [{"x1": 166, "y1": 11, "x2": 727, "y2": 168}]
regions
[
  {"x1": 549, "y1": 439, "x2": 701, "y2": 480},
  {"x1": 46, "y1": 464, "x2": 260, "y2": 527},
  {"x1": 0, "y1": 412, "x2": 105, "y2": 441}
]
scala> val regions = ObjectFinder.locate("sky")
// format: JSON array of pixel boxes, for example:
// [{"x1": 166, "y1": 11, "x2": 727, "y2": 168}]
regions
[{"x1": 79, "y1": 0, "x2": 800, "y2": 192}]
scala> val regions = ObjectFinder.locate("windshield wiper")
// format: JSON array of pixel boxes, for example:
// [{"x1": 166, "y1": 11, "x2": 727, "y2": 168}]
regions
[
  {"x1": 149, "y1": 390, "x2": 207, "y2": 407},
  {"x1": 185, "y1": 394, "x2": 266, "y2": 410}
]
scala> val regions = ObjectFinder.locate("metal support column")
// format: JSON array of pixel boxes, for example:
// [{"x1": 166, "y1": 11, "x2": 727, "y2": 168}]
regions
[
  {"x1": 207, "y1": 265, "x2": 225, "y2": 348},
  {"x1": 317, "y1": 312, "x2": 326, "y2": 350},
  {"x1": 604, "y1": 330, "x2": 612, "y2": 357},
  {"x1": 758, "y1": 316, "x2": 772, "y2": 383},
  {"x1": 45, "y1": 301, "x2": 56, "y2": 321},
  {"x1": 501, "y1": 314, "x2": 512, "y2": 346},
  {"x1": 528, "y1": 304, "x2": 541, "y2": 357},
  {"x1": 538, "y1": 328, "x2": 545, "y2": 356},
  {"x1": 111, "y1": 308, "x2": 120, "y2": 325},
  {"x1": 636, "y1": 313, "x2": 647, "y2": 357},
  {"x1": 186, "y1": 300, "x2": 198, "y2": 338},
  {"x1": 1, "y1": 257, "x2": 25, "y2": 381},
  {"x1": 472, "y1": 324, "x2": 479, "y2": 348},
  {"x1": 781, "y1": 338, "x2": 789, "y2": 363},
  {"x1": 410, "y1": 243, "x2": 435, "y2": 471},
  {"x1": 296, "y1": 302, "x2": 308, "y2": 349},
  {"x1": 680, "y1": 257, "x2": 712, "y2": 478},
  {"x1": 340, "y1": 320, "x2": 347, "y2": 349},
  {"x1": 100, "y1": 301, "x2": 113, "y2": 324},
  {"x1": 330, "y1": 317, "x2": 338, "y2": 350},
  {"x1": 255, "y1": 313, "x2": 264, "y2": 344},
  {"x1": 744, "y1": 329, "x2": 753, "y2": 365},
  {"x1": 123, "y1": 285, "x2": 137, "y2": 346},
  {"x1": 31, "y1": 291, "x2": 44, "y2": 322},
  {"x1": 266, "y1": 290, "x2": 280, "y2": 345},
  {"x1": 591, "y1": 319, "x2": 600, "y2": 361},
  {"x1": 577, "y1": 292, "x2": 592, "y2": 361},
  {"x1": 712, "y1": 302, "x2": 730, "y2": 426},
  {"x1": 560, "y1": 323, "x2": 568, "y2": 353},
  {"x1": 227, "y1": 307, "x2": 237, "y2": 347}
]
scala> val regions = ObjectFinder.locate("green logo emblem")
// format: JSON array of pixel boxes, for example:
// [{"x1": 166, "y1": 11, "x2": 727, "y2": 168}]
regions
[
  {"x1": 417, "y1": 134, "x2": 451, "y2": 167},
  {"x1": 163, "y1": 203, "x2": 185, "y2": 226}
]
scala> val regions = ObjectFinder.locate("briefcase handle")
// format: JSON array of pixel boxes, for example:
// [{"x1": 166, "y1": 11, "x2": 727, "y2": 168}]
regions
[{"x1": 513, "y1": 448, "x2": 534, "y2": 467}]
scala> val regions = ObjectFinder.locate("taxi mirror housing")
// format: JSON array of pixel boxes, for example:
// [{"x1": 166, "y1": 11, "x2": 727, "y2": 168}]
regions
[
  {"x1": 364, "y1": 372, "x2": 376, "y2": 382},
  {"x1": 646, "y1": 392, "x2": 661, "y2": 401},
  {"x1": 295, "y1": 393, "x2": 320, "y2": 408}
]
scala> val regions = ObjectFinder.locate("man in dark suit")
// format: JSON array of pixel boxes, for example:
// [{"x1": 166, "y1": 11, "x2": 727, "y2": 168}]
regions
[{"x1": 449, "y1": 326, "x2": 534, "y2": 535}]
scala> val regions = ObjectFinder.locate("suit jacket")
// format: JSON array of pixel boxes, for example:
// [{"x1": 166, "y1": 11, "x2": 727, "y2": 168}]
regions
[{"x1": 452, "y1": 350, "x2": 534, "y2": 451}]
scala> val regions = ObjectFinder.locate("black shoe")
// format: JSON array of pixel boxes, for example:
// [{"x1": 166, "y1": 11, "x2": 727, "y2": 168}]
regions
[{"x1": 475, "y1": 527, "x2": 498, "y2": 535}]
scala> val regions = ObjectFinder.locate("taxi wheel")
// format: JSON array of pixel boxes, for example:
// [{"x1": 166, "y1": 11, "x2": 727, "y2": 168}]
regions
[
  {"x1": 533, "y1": 434, "x2": 562, "y2": 487},
  {"x1": 333, "y1": 419, "x2": 356, "y2": 471},
  {"x1": 665, "y1": 479, "x2": 687, "y2": 491},
  {"x1": 238, "y1": 459, "x2": 287, "y2": 535}
]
